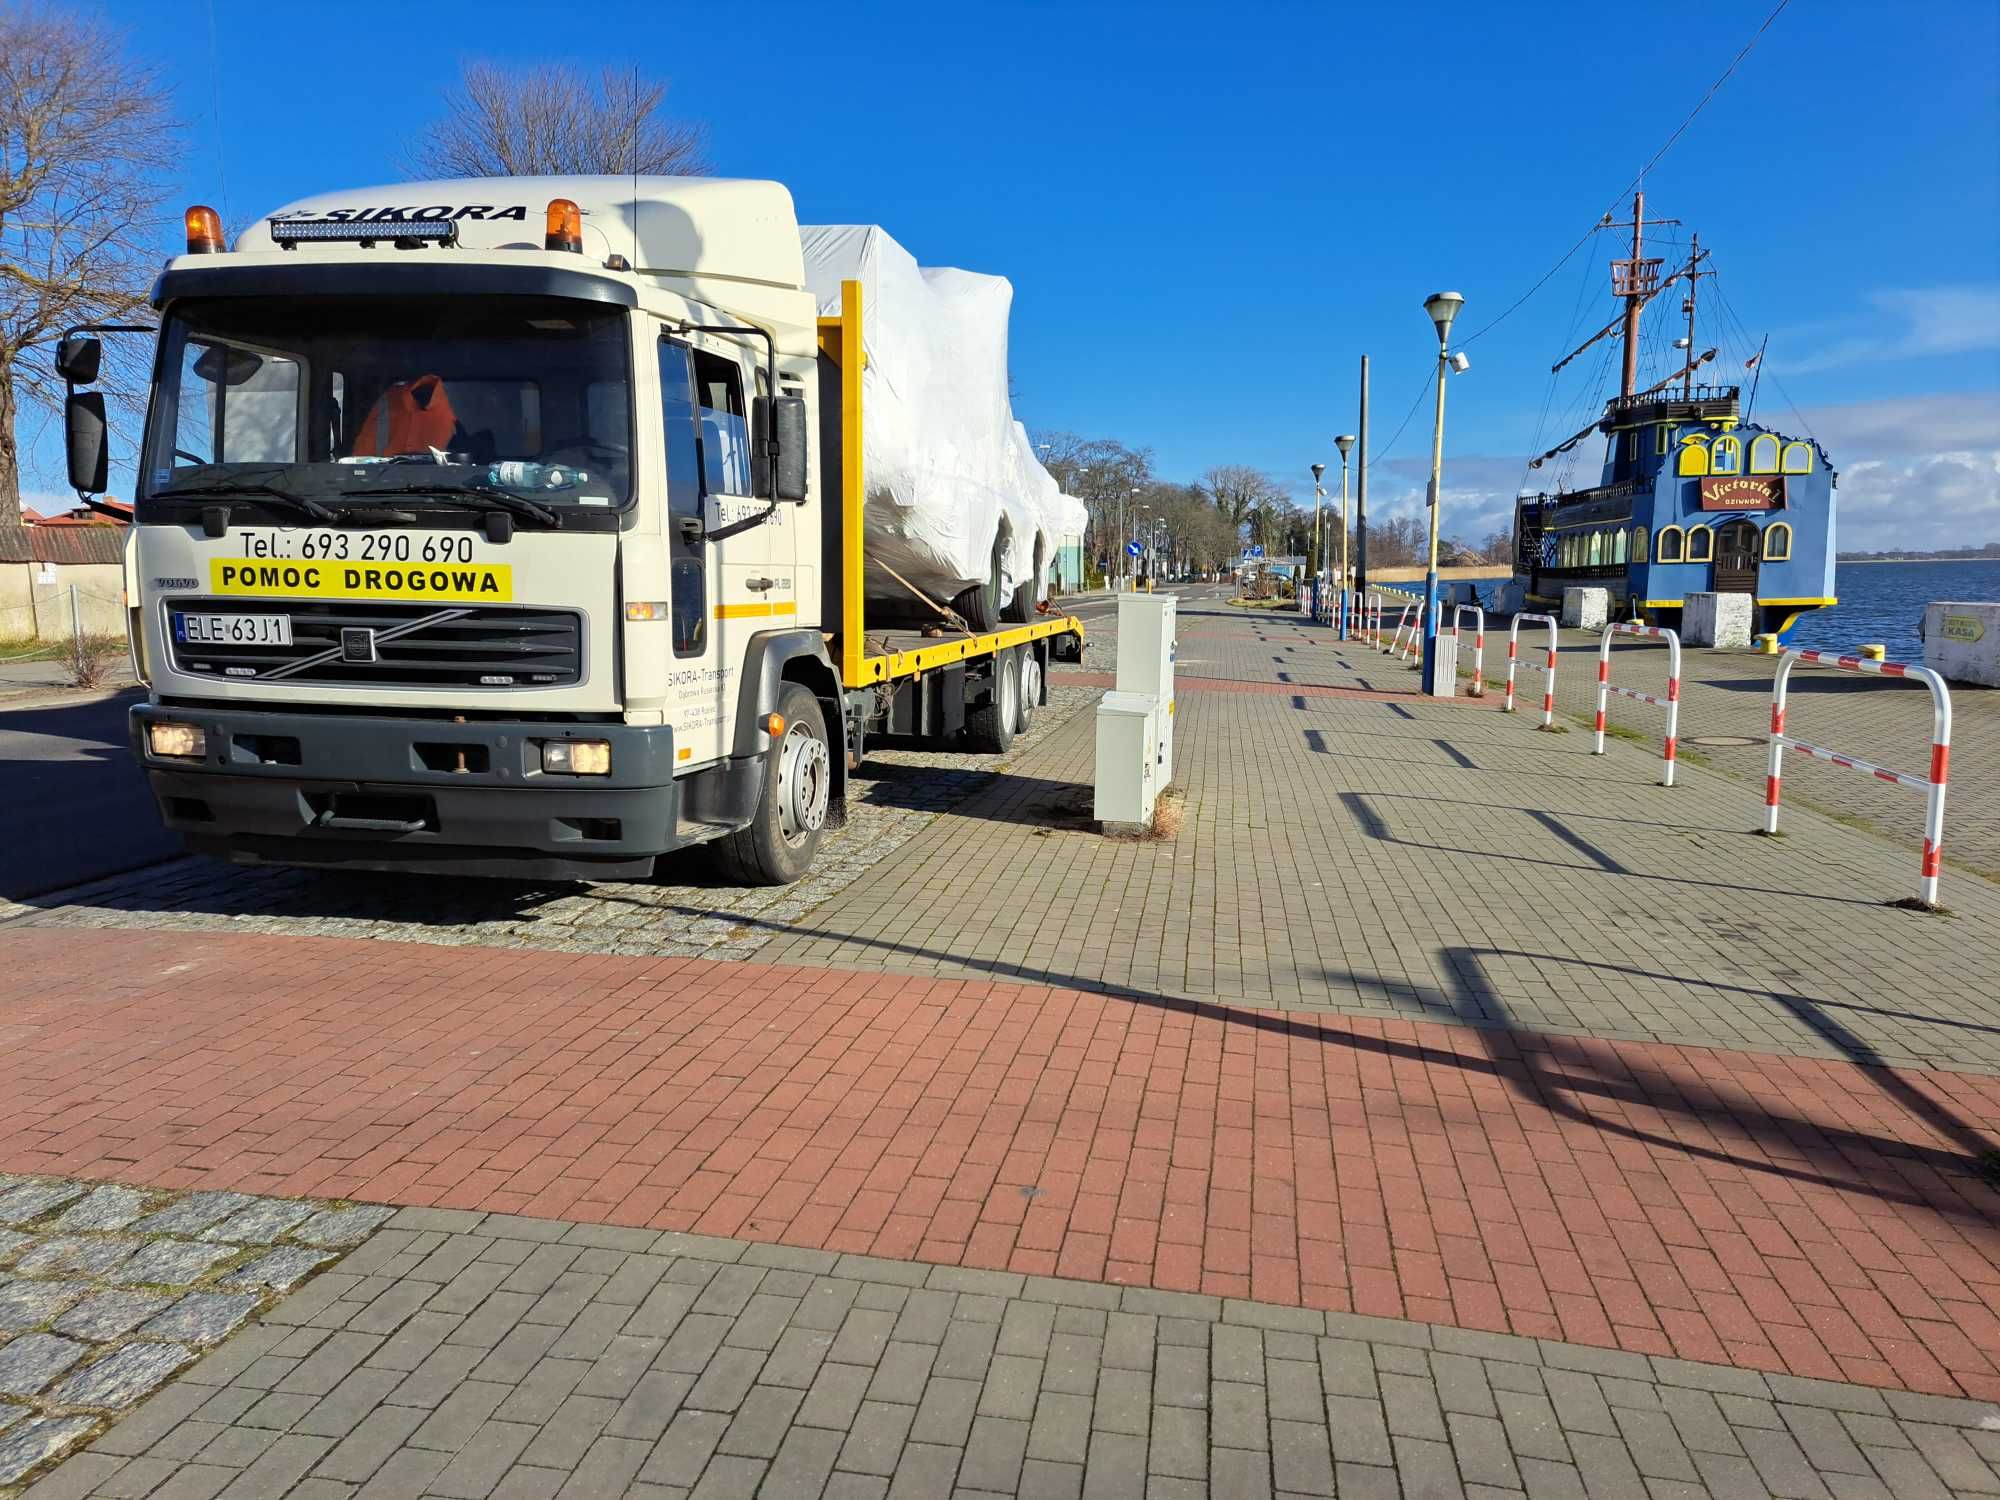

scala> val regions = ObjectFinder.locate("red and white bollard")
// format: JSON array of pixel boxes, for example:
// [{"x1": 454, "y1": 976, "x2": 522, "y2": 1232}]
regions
[
  {"x1": 1765, "y1": 649, "x2": 1953, "y2": 907},
  {"x1": 1505, "y1": 613, "x2": 1559, "y2": 728},
  {"x1": 1450, "y1": 604, "x2": 1486, "y2": 697},
  {"x1": 1593, "y1": 622, "x2": 1682, "y2": 786}
]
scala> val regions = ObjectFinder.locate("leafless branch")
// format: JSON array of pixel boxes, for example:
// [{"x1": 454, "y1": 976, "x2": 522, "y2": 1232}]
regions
[{"x1": 404, "y1": 61, "x2": 710, "y2": 180}]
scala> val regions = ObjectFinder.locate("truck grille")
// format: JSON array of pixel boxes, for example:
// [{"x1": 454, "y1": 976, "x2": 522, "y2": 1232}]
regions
[{"x1": 166, "y1": 599, "x2": 584, "y2": 690}]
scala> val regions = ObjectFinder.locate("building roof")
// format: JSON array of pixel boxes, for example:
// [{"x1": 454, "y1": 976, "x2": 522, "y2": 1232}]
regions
[{"x1": 0, "y1": 523, "x2": 127, "y2": 566}]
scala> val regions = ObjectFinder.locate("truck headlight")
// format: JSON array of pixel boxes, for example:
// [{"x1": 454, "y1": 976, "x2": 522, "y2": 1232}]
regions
[
  {"x1": 542, "y1": 739, "x2": 611, "y2": 775},
  {"x1": 147, "y1": 721, "x2": 206, "y2": 759}
]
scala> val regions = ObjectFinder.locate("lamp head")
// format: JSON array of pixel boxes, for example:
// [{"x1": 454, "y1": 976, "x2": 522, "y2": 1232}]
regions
[
  {"x1": 1311, "y1": 462, "x2": 1326, "y2": 482},
  {"x1": 1334, "y1": 434, "x2": 1356, "y2": 458},
  {"x1": 1424, "y1": 290, "x2": 1466, "y2": 341}
]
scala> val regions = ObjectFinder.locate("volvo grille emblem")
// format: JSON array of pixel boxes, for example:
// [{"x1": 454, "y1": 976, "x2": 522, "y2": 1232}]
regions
[{"x1": 340, "y1": 627, "x2": 377, "y2": 663}]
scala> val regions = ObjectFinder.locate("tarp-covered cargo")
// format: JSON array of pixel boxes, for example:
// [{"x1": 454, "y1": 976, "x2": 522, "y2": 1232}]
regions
[{"x1": 801, "y1": 226, "x2": 1084, "y2": 625}]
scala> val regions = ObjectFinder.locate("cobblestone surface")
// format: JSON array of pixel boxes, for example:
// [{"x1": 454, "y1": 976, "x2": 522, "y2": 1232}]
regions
[
  {"x1": 0, "y1": 1176, "x2": 369, "y2": 1491},
  {"x1": 23, "y1": 1211, "x2": 2000, "y2": 1498},
  {"x1": 0, "y1": 633, "x2": 1112, "y2": 963}
]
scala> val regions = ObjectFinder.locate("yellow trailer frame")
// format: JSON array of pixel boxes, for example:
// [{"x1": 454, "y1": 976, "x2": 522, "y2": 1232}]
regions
[{"x1": 816, "y1": 279, "x2": 1085, "y2": 690}]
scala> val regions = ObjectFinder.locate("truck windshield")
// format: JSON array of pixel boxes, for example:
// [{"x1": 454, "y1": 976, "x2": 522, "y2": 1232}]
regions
[{"x1": 140, "y1": 295, "x2": 633, "y2": 512}]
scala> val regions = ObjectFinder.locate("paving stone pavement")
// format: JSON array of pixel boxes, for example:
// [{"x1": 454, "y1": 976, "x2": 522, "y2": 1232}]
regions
[
  {"x1": 755, "y1": 604, "x2": 2000, "y2": 1074},
  {"x1": 20, "y1": 1210, "x2": 2000, "y2": 1499},
  {"x1": 2, "y1": 925, "x2": 1996, "y2": 1402},
  {"x1": 0, "y1": 1175, "x2": 385, "y2": 1491}
]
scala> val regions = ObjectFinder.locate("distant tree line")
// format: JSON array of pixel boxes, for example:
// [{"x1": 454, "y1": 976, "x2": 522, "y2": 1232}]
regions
[
  {"x1": 1838, "y1": 543, "x2": 2000, "y2": 562},
  {"x1": 1030, "y1": 430, "x2": 1504, "y2": 577}
]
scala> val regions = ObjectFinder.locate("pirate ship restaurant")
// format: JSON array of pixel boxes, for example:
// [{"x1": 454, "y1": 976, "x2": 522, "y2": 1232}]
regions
[{"x1": 1506, "y1": 199, "x2": 1837, "y2": 641}]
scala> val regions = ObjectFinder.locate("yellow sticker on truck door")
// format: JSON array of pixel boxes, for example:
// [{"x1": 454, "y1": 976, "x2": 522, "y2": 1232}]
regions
[{"x1": 209, "y1": 559, "x2": 513, "y2": 602}]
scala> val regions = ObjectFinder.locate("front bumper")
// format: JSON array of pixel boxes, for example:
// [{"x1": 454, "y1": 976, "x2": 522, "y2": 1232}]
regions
[{"x1": 131, "y1": 703, "x2": 724, "y2": 880}]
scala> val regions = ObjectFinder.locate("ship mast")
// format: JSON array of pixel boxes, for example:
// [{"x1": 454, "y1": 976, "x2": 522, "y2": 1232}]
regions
[
  {"x1": 1679, "y1": 231, "x2": 1713, "y2": 398},
  {"x1": 1608, "y1": 191, "x2": 1675, "y2": 400}
]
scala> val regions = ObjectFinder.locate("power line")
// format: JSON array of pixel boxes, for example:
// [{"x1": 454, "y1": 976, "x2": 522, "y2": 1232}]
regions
[{"x1": 1458, "y1": 0, "x2": 1792, "y2": 349}]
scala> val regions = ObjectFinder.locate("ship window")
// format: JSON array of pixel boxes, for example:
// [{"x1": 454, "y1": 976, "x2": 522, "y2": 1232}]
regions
[
  {"x1": 1686, "y1": 525, "x2": 1714, "y2": 563},
  {"x1": 1711, "y1": 435, "x2": 1742, "y2": 474},
  {"x1": 1624, "y1": 431, "x2": 1638, "y2": 462},
  {"x1": 1677, "y1": 439, "x2": 1709, "y2": 476},
  {"x1": 1749, "y1": 434, "x2": 1781, "y2": 473},
  {"x1": 1764, "y1": 523, "x2": 1792, "y2": 561},
  {"x1": 1587, "y1": 531, "x2": 1603, "y2": 567},
  {"x1": 1781, "y1": 441, "x2": 1813, "y2": 473},
  {"x1": 1655, "y1": 425, "x2": 1671, "y2": 456},
  {"x1": 1612, "y1": 528, "x2": 1629, "y2": 566},
  {"x1": 1631, "y1": 526, "x2": 1648, "y2": 563},
  {"x1": 1656, "y1": 526, "x2": 1684, "y2": 563}
]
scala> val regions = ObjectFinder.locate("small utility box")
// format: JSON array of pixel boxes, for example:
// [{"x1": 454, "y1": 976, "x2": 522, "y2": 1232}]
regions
[
  {"x1": 1684, "y1": 592, "x2": 1753, "y2": 649},
  {"x1": 1561, "y1": 587, "x2": 1609, "y2": 631},
  {"x1": 1925, "y1": 601, "x2": 2000, "y2": 686},
  {"x1": 1115, "y1": 592, "x2": 1177, "y2": 787},
  {"x1": 1094, "y1": 691, "x2": 1162, "y2": 833}
]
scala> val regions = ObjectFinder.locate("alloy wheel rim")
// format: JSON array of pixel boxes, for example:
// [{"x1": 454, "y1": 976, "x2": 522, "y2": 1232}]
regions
[{"x1": 778, "y1": 724, "x2": 830, "y2": 846}]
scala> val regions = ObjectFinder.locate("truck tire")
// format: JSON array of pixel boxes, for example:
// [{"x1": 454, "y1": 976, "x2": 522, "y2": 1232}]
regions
[
  {"x1": 712, "y1": 682, "x2": 832, "y2": 886},
  {"x1": 954, "y1": 536, "x2": 1005, "y2": 632},
  {"x1": 1003, "y1": 537, "x2": 1045, "y2": 624},
  {"x1": 1015, "y1": 646, "x2": 1040, "y2": 735},
  {"x1": 965, "y1": 646, "x2": 1018, "y2": 753}
]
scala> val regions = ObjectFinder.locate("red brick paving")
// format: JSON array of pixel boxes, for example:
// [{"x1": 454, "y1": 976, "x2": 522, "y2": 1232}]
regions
[{"x1": 3, "y1": 928, "x2": 1997, "y2": 1398}]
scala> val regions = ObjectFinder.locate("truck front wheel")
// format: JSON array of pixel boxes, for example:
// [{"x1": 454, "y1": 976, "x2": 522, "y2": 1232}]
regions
[{"x1": 713, "y1": 682, "x2": 831, "y2": 886}]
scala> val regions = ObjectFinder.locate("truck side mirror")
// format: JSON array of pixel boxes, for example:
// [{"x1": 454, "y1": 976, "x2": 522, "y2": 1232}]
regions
[
  {"x1": 751, "y1": 395, "x2": 810, "y2": 502},
  {"x1": 66, "y1": 391, "x2": 109, "y2": 495},
  {"x1": 56, "y1": 336, "x2": 102, "y2": 386}
]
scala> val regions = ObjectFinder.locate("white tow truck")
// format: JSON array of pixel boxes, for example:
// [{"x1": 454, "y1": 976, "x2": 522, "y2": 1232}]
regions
[{"x1": 60, "y1": 176, "x2": 1084, "y2": 884}]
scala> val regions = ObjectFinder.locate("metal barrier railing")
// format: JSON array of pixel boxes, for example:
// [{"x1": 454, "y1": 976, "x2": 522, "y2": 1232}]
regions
[
  {"x1": 1504, "y1": 613, "x2": 1560, "y2": 728},
  {"x1": 1765, "y1": 650, "x2": 1954, "y2": 908},
  {"x1": 1388, "y1": 602, "x2": 1424, "y2": 664},
  {"x1": 1593, "y1": 622, "x2": 1682, "y2": 786},
  {"x1": 1450, "y1": 605, "x2": 1486, "y2": 698}
]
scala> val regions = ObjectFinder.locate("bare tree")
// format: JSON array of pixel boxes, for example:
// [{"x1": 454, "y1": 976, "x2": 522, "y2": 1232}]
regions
[
  {"x1": 1200, "y1": 465, "x2": 1285, "y2": 532},
  {"x1": 406, "y1": 62, "x2": 709, "y2": 180},
  {"x1": 0, "y1": 3, "x2": 178, "y2": 524}
]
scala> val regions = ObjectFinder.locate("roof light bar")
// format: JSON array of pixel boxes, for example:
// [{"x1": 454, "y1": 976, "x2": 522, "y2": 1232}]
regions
[{"x1": 268, "y1": 218, "x2": 459, "y2": 248}]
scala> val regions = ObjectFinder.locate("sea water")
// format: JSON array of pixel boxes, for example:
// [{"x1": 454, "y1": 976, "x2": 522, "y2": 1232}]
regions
[{"x1": 1787, "y1": 559, "x2": 2000, "y2": 662}]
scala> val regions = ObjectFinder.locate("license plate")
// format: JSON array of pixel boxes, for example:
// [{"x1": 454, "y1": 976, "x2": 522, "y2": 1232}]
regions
[{"x1": 174, "y1": 612, "x2": 293, "y2": 646}]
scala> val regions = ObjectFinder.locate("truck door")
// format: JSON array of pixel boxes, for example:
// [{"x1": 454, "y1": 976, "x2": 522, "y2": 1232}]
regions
[
  {"x1": 687, "y1": 337, "x2": 795, "y2": 633},
  {"x1": 657, "y1": 335, "x2": 729, "y2": 766}
]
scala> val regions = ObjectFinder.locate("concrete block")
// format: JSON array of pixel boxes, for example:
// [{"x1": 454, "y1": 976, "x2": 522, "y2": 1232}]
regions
[
  {"x1": 1924, "y1": 601, "x2": 2000, "y2": 686},
  {"x1": 1561, "y1": 587, "x2": 1609, "y2": 631},
  {"x1": 1684, "y1": 592, "x2": 1753, "y2": 649}
]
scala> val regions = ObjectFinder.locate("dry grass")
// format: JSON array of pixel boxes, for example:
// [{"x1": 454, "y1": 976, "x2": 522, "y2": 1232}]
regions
[{"x1": 66, "y1": 633, "x2": 125, "y2": 689}]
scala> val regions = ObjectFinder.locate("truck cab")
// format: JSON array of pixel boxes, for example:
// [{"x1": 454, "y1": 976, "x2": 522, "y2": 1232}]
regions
[{"x1": 77, "y1": 176, "x2": 845, "y2": 882}]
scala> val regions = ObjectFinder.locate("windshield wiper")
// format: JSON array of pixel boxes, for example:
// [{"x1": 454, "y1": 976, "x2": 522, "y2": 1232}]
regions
[
  {"x1": 350, "y1": 483, "x2": 560, "y2": 527},
  {"x1": 155, "y1": 482, "x2": 338, "y2": 524}
]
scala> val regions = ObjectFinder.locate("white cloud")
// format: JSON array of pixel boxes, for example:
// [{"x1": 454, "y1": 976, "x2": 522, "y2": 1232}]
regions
[
  {"x1": 1345, "y1": 391, "x2": 2000, "y2": 556},
  {"x1": 1783, "y1": 285, "x2": 2000, "y2": 375}
]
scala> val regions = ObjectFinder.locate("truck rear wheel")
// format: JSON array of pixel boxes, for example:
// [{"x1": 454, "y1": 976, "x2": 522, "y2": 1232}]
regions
[
  {"x1": 1015, "y1": 647, "x2": 1040, "y2": 735},
  {"x1": 712, "y1": 682, "x2": 831, "y2": 886},
  {"x1": 1003, "y1": 538, "x2": 1045, "y2": 624},
  {"x1": 965, "y1": 646, "x2": 1018, "y2": 753},
  {"x1": 954, "y1": 536, "x2": 1006, "y2": 632}
]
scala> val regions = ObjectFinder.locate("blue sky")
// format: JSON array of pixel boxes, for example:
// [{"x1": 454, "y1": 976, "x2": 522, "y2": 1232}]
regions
[{"x1": 42, "y1": 0, "x2": 2000, "y2": 547}]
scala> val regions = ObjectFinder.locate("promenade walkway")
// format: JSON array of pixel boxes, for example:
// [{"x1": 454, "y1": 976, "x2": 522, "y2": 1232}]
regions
[{"x1": 1, "y1": 588, "x2": 1995, "y2": 1496}]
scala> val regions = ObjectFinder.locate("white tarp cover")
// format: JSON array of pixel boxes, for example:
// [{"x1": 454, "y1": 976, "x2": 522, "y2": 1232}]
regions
[{"x1": 800, "y1": 225, "x2": 1079, "y2": 610}]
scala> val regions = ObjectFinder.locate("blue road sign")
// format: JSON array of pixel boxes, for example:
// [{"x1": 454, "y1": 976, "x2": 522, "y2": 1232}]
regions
[{"x1": 1125, "y1": 541, "x2": 1143, "y2": 557}]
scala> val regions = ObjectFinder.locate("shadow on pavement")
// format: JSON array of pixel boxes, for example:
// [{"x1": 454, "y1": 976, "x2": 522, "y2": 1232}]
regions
[{"x1": 656, "y1": 900, "x2": 2000, "y2": 1221}]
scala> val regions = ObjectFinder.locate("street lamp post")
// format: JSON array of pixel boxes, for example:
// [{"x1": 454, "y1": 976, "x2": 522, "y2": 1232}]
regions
[
  {"x1": 1421, "y1": 291, "x2": 1465, "y2": 696},
  {"x1": 1333, "y1": 434, "x2": 1356, "y2": 639},
  {"x1": 1309, "y1": 462, "x2": 1326, "y2": 620}
]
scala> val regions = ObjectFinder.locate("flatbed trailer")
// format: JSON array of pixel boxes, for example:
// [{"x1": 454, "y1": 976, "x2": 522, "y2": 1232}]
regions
[{"x1": 817, "y1": 280, "x2": 1084, "y2": 755}]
